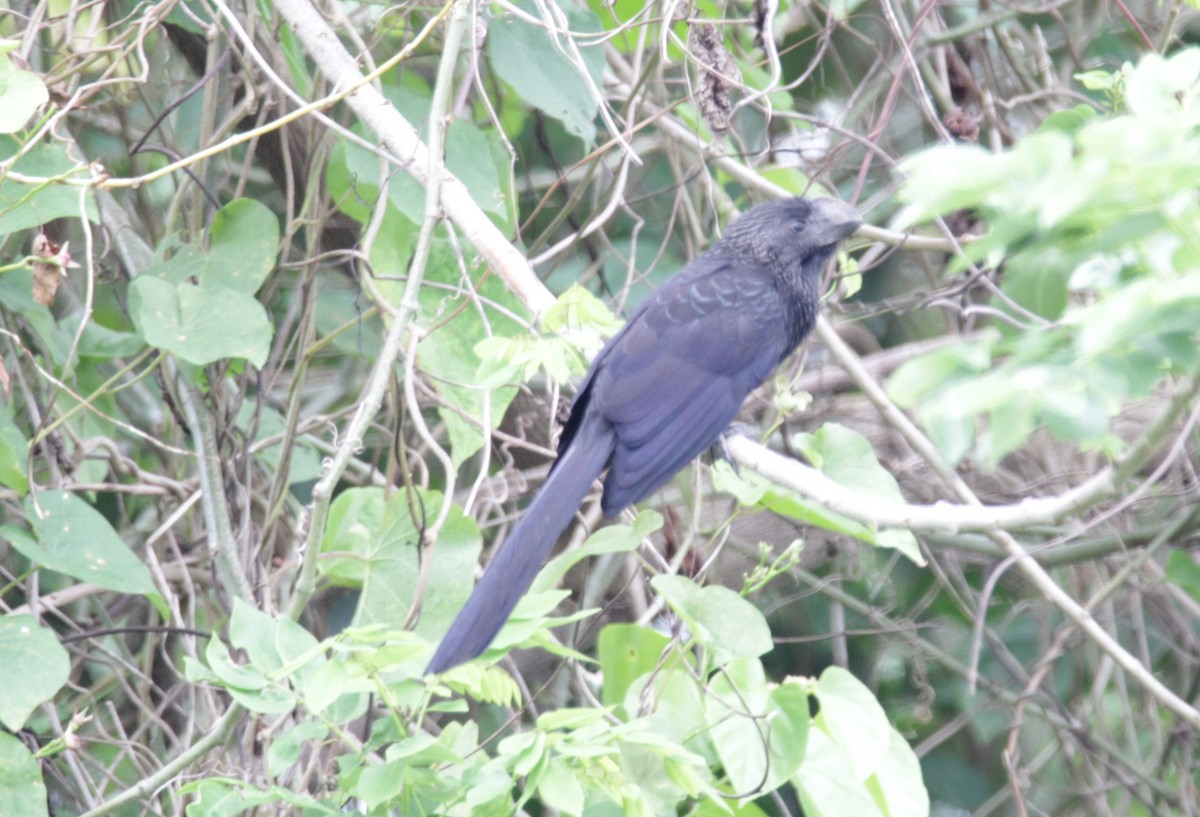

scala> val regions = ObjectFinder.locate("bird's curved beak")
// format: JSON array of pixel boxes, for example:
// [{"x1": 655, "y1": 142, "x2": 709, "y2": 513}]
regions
[{"x1": 810, "y1": 198, "x2": 862, "y2": 246}]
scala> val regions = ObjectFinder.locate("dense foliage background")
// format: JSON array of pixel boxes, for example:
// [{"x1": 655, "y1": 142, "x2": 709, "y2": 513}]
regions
[{"x1": 1, "y1": 0, "x2": 1199, "y2": 815}]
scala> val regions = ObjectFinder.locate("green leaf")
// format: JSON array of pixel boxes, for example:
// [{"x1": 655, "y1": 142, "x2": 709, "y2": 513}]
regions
[
  {"x1": 924, "y1": 413, "x2": 975, "y2": 466},
  {"x1": 793, "y1": 424, "x2": 923, "y2": 565},
  {"x1": 319, "y1": 487, "x2": 482, "y2": 641},
  {"x1": 416, "y1": 244, "x2": 524, "y2": 465},
  {"x1": 707, "y1": 658, "x2": 769, "y2": 795},
  {"x1": 758, "y1": 164, "x2": 814, "y2": 198},
  {"x1": 538, "y1": 757, "x2": 584, "y2": 816},
  {"x1": 536, "y1": 707, "x2": 609, "y2": 731},
  {"x1": 625, "y1": 669, "x2": 710, "y2": 755},
  {"x1": 0, "y1": 615, "x2": 69, "y2": 730},
  {"x1": 203, "y1": 639, "x2": 296, "y2": 714},
  {"x1": 541, "y1": 284, "x2": 624, "y2": 337},
  {"x1": 0, "y1": 732, "x2": 49, "y2": 817},
  {"x1": 179, "y1": 778, "x2": 339, "y2": 817},
  {"x1": 1038, "y1": 104, "x2": 1098, "y2": 135},
  {"x1": 1075, "y1": 275, "x2": 1200, "y2": 367},
  {"x1": 327, "y1": 87, "x2": 513, "y2": 232},
  {"x1": 228, "y1": 599, "x2": 320, "y2": 675},
  {"x1": 717, "y1": 459, "x2": 909, "y2": 556},
  {"x1": 0, "y1": 268, "x2": 79, "y2": 364},
  {"x1": 1125, "y1": 50, "x2": 1200, "y2": 118},
  {"x1": 980, "y1": 399, "x2": 1037, "y2": 466},
  {"x1": 433, "y1": 661, "x2": 523, "y2": 707},
  {"x1": 0, "y1": 41, "x2": 49, "y2": 133},
  {"x1": 353, "y1": 758, "x2": 406, "y2": 809},
  {"x1": 764, "y1": 682, "x2": 811, "y2": 788},
  {"x1": 488, "y1": 588, "x2": 576, "y2": 655},
  {"x1": 1166, "y1": 550, "x2": 1200, "y2": 603},
  {"x1": 828, "y1": 0, "x2": 869, "y2": 20},
  {"x1": 610, "y1": 732, "x2": 702, "y2": 815},
  {"x1": 19, "y1": 491, "x2": 159, "y2": 598},
  {"x1": 865, "y1": 726, "x2": 930, "y2": 817},
  {"x1": 597, "y1": 623, "x2": 672, "y2": 710},
  {"x1": 472, "y1": 279, "x2": 623, "y2": 389},
  {"x1": 0, "y1": 409, "x2": 29, "y2": 495},
  {"x1": 129, "y1": 277, "x2": 273, "y2": 367},
  {"x1": 378, "y1": 492, "x2": 481, "y2": 637},
  {"x1": 333, "y1": 227, "x2": 524, "y2": 466},
  {"x1": 0, "y1": 137, "x2": 98, "y2": 235},
  {"x1": 892, "y1": 53, "x2": 1200, "y2": 479},
  {"x1": 898, "y1": 143, "x2": 1012, "y2": 218},
  {"x1": 302, "y1": 657, "x2": 365, "y2": 715},
  {"x1": 487, "y1": 0, "x2": 606, "y2": 145},
  {"x1": 267, "y1": 721, "x2": 328, "y2": 778},
  {"x1": 759, "y1": 488, "x2": 875, "y2": 540},
  {"x1": 68, "y1": 318, "x2": 146, "y2": 360},
  {"x1": 204, "y1": 638, "x2": 269, "y2": 690},
  {"x1": 211, "y1": 199, "x2": 279, "y2": 291},
  {"x1": 1074, "y1": 69, "x2": 1116, "y2": 91},
  {"x1": 498, "y1": 729, "x2": 546, "y2": 775},
  {"x1": 694, "y1": 798, "x2": 770, "y2": 817},
  {"x1": 793, "y1": 727, "x2": 883, "y2": 817},
  {"x1": 475, "y1": 333, "x2": 587, "y2": 387},
  {"x1": 535, "y1": 510, "x2": 661, "y2": 592},
  {"x1": 710, "y1": 459, "x2": 772, "y2": 506},
  {"x1": 130, "y1": 198, "x2": 277, "y2": 366},
  {"x1": 318, "y1": 487, "x2": 385, "y2": 586},
  {"x1": 887, "y1": 334, "x2": 996, "y2": 407},
  {"x1": 1001, "y1": 253, "x2": 1072, "y2": 319},
  {"x1": 815, "y1": 666, "x2": 891, "y2": 783},
  {"x1": 650, "y1": 575, "x2": 773, "y2": 666},
  {"x1": 794, "y1": 424, "x2": 894, "y2": 499},
  {"x1": 147, "y1": 199, "x2": 279, "y2": 294}
]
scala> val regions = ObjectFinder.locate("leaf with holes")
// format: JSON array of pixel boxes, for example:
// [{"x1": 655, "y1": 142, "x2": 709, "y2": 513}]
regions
[
  {"x1": 0, "y1": 615, "x2": 68, "y2": 730},
  {"x1": 16, "y1": 491, "x2": 162, "y2": 606}
]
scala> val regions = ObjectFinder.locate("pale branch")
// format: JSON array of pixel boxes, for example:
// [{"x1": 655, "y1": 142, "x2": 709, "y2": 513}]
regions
[
  {"x1": 282, "y1": 0, "x2": 467, "y2": 618},
  {"x1": 402, "y1": 3, "x2": 472, "y2": 628},
  {"x1": 271, "y1": 0, "x2": 556, "y2": 317}
]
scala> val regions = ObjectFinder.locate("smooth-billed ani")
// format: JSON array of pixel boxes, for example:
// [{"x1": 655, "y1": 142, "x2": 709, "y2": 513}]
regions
[{"x1": 426, "y1": 196, "x2": 861, "y2": 674}]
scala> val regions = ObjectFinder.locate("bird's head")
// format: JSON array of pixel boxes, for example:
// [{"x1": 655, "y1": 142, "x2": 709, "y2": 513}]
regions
[{"x1": 717, "y1": 196, "x2": 861, "y2": 275}]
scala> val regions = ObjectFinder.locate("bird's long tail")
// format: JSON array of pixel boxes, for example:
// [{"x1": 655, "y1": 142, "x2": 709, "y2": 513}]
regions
[{"x1": 425, "y1": 417, "x2": 615, "y2": 674}]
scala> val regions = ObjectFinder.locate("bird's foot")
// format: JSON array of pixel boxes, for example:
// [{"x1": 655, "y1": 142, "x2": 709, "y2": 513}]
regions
[{"x1": 706, "y1": 422, "x2": 758, "y2": 466}]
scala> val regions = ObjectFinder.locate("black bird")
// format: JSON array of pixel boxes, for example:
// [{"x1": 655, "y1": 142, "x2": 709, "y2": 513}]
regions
[{"x1": 426, "y1": 196, "x2": 861, "y2": 674}]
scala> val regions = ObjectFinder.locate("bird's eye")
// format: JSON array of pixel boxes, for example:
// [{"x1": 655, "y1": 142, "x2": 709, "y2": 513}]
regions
[{"x1": 791, "y1": 221, "x2": 807, "y2": 232}]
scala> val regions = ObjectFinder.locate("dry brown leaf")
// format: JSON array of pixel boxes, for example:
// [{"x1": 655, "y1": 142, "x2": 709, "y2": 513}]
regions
[
  {"x1": 688, "y1": 22, "x2": 739, "y2": 139},
  {"x1": 30, "y1": 233, "x2": 73, "y2": 306}
]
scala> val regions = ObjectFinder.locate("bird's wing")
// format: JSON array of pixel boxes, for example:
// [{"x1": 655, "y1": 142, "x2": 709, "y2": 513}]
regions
[{"x1": 584, "y1": 254, "x2": 792, "y2": 513}]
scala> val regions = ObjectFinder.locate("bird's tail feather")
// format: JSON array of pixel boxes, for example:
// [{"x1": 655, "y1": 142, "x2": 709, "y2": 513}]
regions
[{"x1": 425, "y1": 417, "x2": 615, "y2": 673}]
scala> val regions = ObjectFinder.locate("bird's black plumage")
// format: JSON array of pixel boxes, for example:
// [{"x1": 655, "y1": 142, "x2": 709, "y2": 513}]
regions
[{"x1": 426, "y1": 197, "x2": 861, "y2": 674}]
